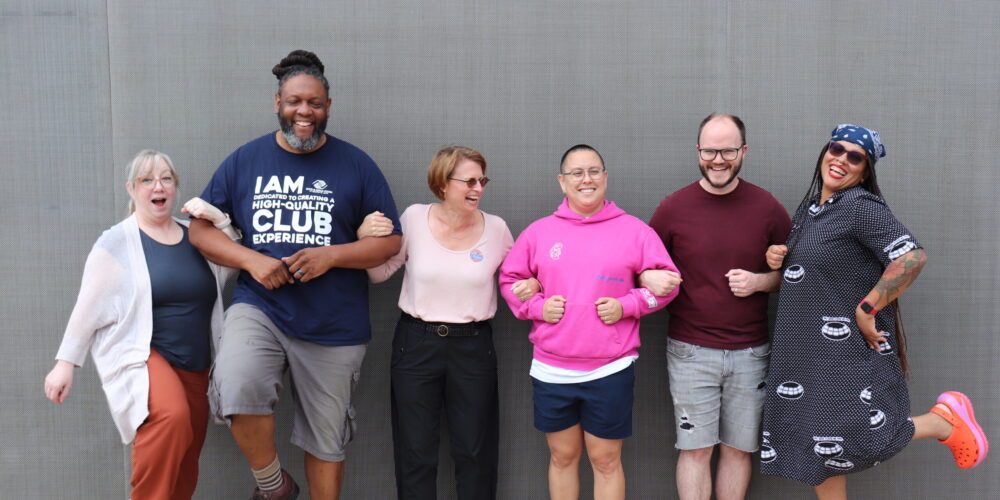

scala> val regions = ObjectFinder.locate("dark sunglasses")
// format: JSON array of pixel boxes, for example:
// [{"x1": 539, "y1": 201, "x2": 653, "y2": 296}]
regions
[
  {"x1": 827, "y1": 142, "x2": 866, "y2": 166},
  {"x1": 448, "y1": 176, "x2": 490, "y2": 188}
]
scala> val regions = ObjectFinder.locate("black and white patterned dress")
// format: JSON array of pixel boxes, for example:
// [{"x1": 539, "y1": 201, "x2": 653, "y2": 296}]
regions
[{"x1": 760, "y1": 185, "x2": 920, "y2": 486}]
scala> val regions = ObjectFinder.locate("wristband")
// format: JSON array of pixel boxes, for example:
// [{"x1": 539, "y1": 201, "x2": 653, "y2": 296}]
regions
[
  {"x1": 858, "y1": 299, "x2": 878, "y2": 316},
  {"x1": 214, "y1": 214, "x2": 232, "y2": 230}
]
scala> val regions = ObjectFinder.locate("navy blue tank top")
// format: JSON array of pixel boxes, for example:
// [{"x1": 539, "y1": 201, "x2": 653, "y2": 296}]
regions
[{"x1": 140, "y1": 225, "x2": 216, "y2": 371}]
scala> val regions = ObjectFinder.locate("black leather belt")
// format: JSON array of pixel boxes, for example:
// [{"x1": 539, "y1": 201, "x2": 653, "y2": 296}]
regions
[{"x1": 400, "y1": 312, "x2": 489, "y2": 337}]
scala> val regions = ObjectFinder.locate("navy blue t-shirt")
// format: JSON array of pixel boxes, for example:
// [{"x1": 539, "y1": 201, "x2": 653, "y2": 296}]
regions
[{"x1": 201, "y1": 133, "x2": 401, "y2": 345}]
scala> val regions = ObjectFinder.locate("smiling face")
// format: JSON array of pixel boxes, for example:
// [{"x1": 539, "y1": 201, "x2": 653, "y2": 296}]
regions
[
  {"x1": 126, "y1": 156, "x2": 177, "y2": 221},
  {"x1": 821, "y1": 140, "x2": 869, "y2": 200},
  {"x1": 558, "y1": 149, "x2": 607, "y2": 216},
  {"x1": 697, "y1": 116, "x2": 746, "y2": 195},
  {"x1": 442, "y1": 158, "x2": 486, "y2": 212},
  {"x1": 274, "y1": 74, "x2": 331, "y2": 153}
]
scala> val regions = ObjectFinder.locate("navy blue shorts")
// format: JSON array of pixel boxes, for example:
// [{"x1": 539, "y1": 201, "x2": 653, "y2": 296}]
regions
[{"x1": 531, "y1": 364, "x2": 635, "y2": 439}]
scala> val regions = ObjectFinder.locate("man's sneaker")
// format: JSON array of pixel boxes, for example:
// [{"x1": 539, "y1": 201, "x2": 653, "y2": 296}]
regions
[{"x1": 250, "y1": 469, "x2": 300, "y2": 500}]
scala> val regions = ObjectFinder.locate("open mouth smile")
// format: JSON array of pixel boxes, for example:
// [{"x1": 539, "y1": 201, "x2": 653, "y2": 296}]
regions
[{"x1": 828, "y1": 163, "x2": 847, "y2": 179}]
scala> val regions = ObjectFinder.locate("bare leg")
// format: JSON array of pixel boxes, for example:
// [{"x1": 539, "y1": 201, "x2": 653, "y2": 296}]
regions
[
  {"x1": 583, "y1": 431, "x2": 625, "y2": 500},
  {"x1": 304, "y1": 452, "x2": 344, "y2": 500},
  {"x1": 715, "y1": 444, "x2": 750, "y2": 500},
  {"x1": 546, "y1": 424, "x2": 584, "y2": 500},
  {"x1": 676, "y1": 447, "x2": 713, "y2": 500},
  {"x1": 813, "y1": 475, "x2": 847, "y2": 500},
  {"x1": 229, "y1": 414, "x2": 277, "y2": 469},
  {"x1": 913, "y1": 407, "x2": 952, "y2": 440}
]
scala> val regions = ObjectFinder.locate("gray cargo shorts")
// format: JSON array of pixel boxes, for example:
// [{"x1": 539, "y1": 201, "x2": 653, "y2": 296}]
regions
[{"x1": 210, "y1": 303, "x2": 367, "y2": 462}]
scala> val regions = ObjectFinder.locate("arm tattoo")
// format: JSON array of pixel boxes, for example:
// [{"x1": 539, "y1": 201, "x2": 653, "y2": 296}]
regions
[{"x1": 871, "y1": 249, "x2": 927, "y2": 307}]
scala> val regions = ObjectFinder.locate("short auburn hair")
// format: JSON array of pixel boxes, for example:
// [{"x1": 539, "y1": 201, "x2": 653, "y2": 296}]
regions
[{"x1": 427, "y1": 146, "x2": 487, "y2": 200}]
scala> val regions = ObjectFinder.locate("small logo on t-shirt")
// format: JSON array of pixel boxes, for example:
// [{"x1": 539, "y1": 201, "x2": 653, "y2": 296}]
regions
[
  {"x1": 306, "y1": 179, "x2": 333, "y2": 195},
  {"x1": 549, "y1": 242, "x2": 563, "y2": 260},
  {"x1": 469, "y1": 249, "x2": 484, "y2": 262}
]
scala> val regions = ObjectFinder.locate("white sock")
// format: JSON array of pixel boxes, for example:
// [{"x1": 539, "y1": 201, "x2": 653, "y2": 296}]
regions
[{"x1": 252, "y1": 456, "x2": 284, "y2": 492}]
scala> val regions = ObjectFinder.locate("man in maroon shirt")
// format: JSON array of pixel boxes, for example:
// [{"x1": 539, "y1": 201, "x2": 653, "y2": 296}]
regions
[{"x1": 644, "y1": 114, "x2": 791, "y2": 500}]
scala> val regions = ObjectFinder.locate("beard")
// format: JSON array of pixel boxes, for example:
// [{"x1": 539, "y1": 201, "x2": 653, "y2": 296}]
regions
[
  {"x1": 699, "y1": 160, "x2": 742, "y2": 189},
  {"x1": 277, "y1": 112, "x2": 327, "y2": 152}
]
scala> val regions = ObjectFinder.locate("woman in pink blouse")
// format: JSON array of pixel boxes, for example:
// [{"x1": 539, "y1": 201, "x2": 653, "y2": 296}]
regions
[{"x1": 361, "y1": 146, "x2": 520, "y2": 500}]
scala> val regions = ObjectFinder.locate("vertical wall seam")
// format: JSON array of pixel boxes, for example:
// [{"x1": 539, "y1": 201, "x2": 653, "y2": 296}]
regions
[
  {"x1": 103, "y1": 8, "x2": 127, "y2": 498},
  {"x1": 104, "y1": 0, "x2": 118, "y2": 220}
]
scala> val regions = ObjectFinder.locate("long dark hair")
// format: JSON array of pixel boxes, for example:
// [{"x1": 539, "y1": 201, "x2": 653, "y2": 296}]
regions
[{"x1": 786, "y1": 142, "x2": 909, "y2": 375}]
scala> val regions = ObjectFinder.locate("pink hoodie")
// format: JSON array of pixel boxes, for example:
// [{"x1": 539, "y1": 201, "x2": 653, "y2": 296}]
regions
[{"x1": 500, "y1": 199, "x2": 680, "y2": 371}]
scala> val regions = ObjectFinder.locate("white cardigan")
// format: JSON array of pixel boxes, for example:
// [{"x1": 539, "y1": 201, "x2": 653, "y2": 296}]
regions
[{"x1": 54, "y1": 215, "x2": 235, "y2": 443}]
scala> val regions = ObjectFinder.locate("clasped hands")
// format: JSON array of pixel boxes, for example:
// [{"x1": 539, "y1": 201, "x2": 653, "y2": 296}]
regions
[{"x1": 542, "y1": 295, "x2": 623, "y2": 325}]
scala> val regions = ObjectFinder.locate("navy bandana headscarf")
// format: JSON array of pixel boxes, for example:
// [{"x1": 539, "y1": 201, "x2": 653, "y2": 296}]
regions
[{"x1": 831, "y1": 124, "x2": 886, "y2": 165}]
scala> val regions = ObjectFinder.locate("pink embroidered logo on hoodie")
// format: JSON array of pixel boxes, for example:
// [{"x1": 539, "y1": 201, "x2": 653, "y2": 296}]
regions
[{"x1": 549, "y1": 242, "x2": 563, "y2": 260}]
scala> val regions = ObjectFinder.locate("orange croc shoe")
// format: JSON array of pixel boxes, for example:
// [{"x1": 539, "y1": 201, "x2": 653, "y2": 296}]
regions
[{"x1": 930, "y1": 391, "x2": 989, "y2": 469}]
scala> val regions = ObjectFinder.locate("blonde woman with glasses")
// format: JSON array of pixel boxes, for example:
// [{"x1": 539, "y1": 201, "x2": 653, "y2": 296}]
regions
[{"x1": 44, "y1": 150, "x2": 237, "y2": 499}]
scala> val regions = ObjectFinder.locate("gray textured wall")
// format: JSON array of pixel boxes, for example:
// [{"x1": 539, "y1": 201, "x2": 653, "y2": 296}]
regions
[{"x1": 4, "y1": 1, "x2": 998, "y2": 498}]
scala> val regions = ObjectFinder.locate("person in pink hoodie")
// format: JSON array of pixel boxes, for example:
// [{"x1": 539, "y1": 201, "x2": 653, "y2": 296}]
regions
[{"x1": 500, "y1": 144, "x2": 681, "y2": 500}]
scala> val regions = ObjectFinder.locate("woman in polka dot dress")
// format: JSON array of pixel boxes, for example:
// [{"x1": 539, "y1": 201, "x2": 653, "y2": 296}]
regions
[{"x1": 759, "y1": 124, "x2": 988, "y2": 498}]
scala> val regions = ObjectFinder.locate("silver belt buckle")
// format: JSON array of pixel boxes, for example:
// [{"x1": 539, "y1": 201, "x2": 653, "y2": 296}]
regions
[{"x1": 436, "y1": 325, "x2": 449, "y2": 337}]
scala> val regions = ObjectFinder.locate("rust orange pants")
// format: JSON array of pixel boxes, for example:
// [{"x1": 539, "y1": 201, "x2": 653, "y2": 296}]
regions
[{"x1": 130, "y1": 349, "x2": 209, "y2": 500}]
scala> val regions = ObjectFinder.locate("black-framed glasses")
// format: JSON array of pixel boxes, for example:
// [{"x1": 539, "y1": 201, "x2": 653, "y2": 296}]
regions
[
  {"x1": 827, "y1": 142, "x2": 866, "y2": 166},
  {"x1": 697, "y1": 146, "x2": 743, "y2": 161},
  {"x1": 448, "y1": 176, "x2": 490, "y2": 188},
  {"x1": 560, "y1": 167, "x2": 605, "y2": 180}
]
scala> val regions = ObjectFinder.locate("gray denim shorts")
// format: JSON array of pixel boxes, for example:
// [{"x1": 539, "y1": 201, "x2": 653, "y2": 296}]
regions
[
  {"x1": 666, "y1": 338, "x2": 770, "y2": 452},
  {"x1": 210, "y1": 303, "x2": 367, "y2": 462}
]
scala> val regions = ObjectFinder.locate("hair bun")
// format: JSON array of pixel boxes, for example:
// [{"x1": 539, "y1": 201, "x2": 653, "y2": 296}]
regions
[{"x1": 272, "y1": 50, "x2": 324, "y2": 80}]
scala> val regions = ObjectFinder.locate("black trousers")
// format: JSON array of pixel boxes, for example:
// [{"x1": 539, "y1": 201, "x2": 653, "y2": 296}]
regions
[{"x1": 391, "y1": 313, "x2": 499, "y2": 500}]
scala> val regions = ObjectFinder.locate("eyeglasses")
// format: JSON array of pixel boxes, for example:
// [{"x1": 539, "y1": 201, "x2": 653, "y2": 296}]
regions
[
  {"x1": 448, "y1": 176, "x2": 490, "y2": 188},
  {"x1": 560, "y1": 167, "x2": 605, "y2": 180},
  {"x1": 827, "y1": 142, "x2": 866, "y2": 166},
  {"x1": 137, "y1": 175, "x2": 175, "y2": 188},
  {"x1": 697, "y1": 146, "x2": 743, "y2": 161}
]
